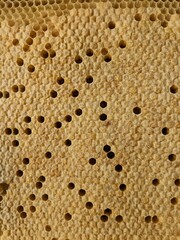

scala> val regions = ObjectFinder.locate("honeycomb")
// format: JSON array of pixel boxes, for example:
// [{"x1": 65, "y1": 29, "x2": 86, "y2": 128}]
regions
[{"x1": 0, "y1": 0, "x2": 179, "y2": 239}]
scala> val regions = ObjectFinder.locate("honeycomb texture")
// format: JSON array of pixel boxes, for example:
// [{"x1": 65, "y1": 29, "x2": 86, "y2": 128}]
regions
[{"x1": 0, "y1": 0, "x2": 180, "y2": 239}]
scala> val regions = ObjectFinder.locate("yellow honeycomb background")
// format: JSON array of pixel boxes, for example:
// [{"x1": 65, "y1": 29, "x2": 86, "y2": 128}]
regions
[{"x1": 0, "y1": 0, "x2": 179, "y2": 239}]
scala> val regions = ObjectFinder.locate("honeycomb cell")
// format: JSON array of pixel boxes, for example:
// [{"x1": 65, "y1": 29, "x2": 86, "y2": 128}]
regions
[
  {"x1": 68, "y1": 182, "x2": 75, "y2": 189},
  {"x1": 12, "y1": 39, "x2": 19, "y2": 46},
  {"x1": 85, "y1": 202, "x2": 93, "y2": 209},
  {"x1": 108, "y1": 21, "x2": 115, "y2": 29},
  {"x1": 28, "y1": 65, "x2": 35, "y2": 72},
  {"x1": 150, "y1": 14, "x2": 156, "y2": 21},
  {"x1": 104, "y1": 208, "x2": 112, "y2": 215},
  {"x1": 100, "y1": 215, "x2": 108, "y2": 222},
  {"x1": 17, "y1": 57, "x2": 24, "y2": 66},
  {"x1": 134, "y1": 13, "x2": 142, "y2": 21},
  {"x1": 41, "y1": 50, "x2": 49, "y2": 58},
  {"x1": 64, "y1": 213, "x2": 72, "y2": 221}
]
